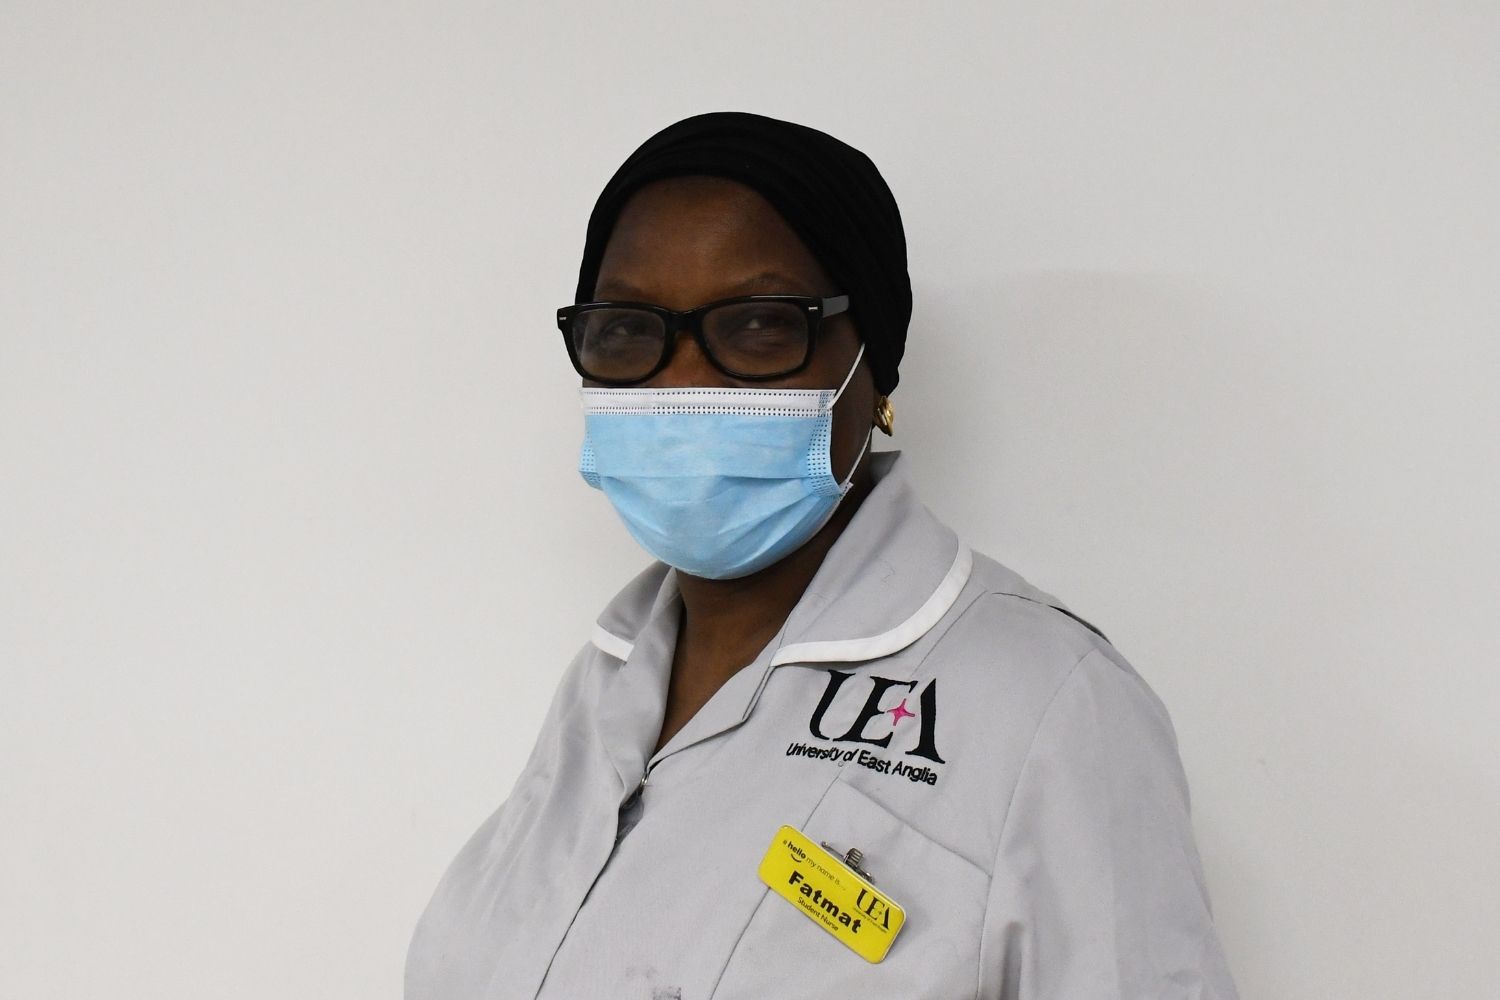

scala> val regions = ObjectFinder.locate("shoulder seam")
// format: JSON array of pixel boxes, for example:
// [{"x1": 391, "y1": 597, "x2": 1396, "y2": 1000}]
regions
[{"x1": 982, "y1": 590, "x2": 1111, "y2": 646}]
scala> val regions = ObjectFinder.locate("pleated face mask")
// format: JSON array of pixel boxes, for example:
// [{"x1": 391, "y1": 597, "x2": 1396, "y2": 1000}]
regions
[{"x1": 579, "y1": 346, "x2": 870, "y2": 580}]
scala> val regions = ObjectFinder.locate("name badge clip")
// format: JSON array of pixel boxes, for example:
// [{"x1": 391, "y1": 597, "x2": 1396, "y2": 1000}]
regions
[{"x1": 821, "y1": 840, "x2": 875, "y2": 882}]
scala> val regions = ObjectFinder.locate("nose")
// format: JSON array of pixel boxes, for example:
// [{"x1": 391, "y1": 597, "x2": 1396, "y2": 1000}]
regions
[{"x1": 646, "y1": 330, "x2": 736, "y2": 389}]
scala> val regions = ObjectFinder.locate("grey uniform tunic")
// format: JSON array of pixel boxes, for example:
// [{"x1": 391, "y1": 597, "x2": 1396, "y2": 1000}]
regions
[{"x1": 406, "y1": 452, "x2": 1239, "y2": 1000}]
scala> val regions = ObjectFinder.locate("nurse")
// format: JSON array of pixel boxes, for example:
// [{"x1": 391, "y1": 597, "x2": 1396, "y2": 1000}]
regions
[{"x1": 407, "y1": 112, "x2": 1240, "y2": 999}]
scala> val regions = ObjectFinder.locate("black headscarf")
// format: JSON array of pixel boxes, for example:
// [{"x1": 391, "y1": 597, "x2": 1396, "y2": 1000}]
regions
[{"x1": 574, "y1": 111, "x2": 911, "y2": 396}]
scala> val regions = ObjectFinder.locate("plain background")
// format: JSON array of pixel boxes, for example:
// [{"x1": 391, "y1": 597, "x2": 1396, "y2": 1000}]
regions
[{"x1": 4, "y1": 2, "x2": 1497, "y2": 998}]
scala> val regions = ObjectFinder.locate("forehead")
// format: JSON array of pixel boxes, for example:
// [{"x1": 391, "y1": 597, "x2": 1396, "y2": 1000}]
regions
[{"x1": 593, "y1": 176, "x2": 836, "y2": 304}]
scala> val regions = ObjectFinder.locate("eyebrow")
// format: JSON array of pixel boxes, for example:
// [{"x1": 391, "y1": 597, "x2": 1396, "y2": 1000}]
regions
[{"x1": 594, "y1": 270, "x2": 821, "y2": 302}]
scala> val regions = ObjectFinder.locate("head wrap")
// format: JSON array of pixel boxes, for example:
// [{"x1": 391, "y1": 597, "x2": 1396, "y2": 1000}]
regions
[{"x1": 574, "y1": 111, "x2": 911, "y2": 395}]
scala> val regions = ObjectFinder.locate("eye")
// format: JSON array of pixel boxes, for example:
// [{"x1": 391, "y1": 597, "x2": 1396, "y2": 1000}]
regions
[
  {"x1": 709, "y1": 302, "x2": 804, "y2": 339},
  {"x1": 735, "y1": 308, "x2": 799, "y2": 333},
  {"x1": 577, "y1": 310, "x2": 656, "y2": 343},
  {"x1": 705, "y1": 301, "x2": 811, "y2": 372},
  {"x1": 596, "y1": 315, "x2": 650, "y2": 339}
]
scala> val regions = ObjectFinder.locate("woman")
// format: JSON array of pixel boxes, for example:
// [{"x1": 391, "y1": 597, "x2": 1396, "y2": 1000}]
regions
[{"x1": 407, "y1": 112, "x2": 1239, "y2": 999}]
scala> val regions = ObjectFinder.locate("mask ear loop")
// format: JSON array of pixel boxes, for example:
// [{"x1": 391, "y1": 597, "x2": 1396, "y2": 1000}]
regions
[
  {"x1": 829, "y1": 343, "x2": 866, "y2": 408},
  {"x1": 838, "y1": 427, "x2": 874, "y2": 493},
  {"x1": 828, "y1": 343, "x2": 872, "y2": 492}
]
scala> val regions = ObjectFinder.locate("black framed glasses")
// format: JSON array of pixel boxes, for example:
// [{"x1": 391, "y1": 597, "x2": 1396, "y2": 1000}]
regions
[{"x1": 557, "y1": 294, "x2": 850, "y2": 386}]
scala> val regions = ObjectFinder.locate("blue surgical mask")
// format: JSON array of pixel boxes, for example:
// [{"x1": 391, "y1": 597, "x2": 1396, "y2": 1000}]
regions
[{"x1": 579, "y1": 346, "x2": 871, "y2": 580}]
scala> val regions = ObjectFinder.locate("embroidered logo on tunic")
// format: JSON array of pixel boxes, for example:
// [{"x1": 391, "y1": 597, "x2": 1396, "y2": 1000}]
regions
[
  {"x1": 886, "y1": 698, "x2": 916, "y2": 725},
  {"x1": 785, "y1": 672, "x2": 946, "y2": 786}
]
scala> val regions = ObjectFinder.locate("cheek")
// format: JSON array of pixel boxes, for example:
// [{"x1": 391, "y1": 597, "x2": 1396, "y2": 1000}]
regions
[{"x1": 829, "y1": 372, "x2": 877, "y2": 474}]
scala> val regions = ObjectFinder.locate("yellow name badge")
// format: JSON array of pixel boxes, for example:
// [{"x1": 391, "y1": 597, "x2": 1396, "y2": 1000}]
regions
[{"x1": 757, "y1": 825, "x2": 907, "y2": 963}]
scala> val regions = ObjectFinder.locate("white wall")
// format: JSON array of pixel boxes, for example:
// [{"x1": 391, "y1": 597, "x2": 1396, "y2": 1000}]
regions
[{"x1": 4, "y1": 3, "x2": 1496, "y2": 997}]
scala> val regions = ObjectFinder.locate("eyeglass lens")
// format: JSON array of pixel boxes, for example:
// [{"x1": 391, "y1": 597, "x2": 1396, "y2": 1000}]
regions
[{"x1": 571, "y1": 301, "x2": 812, "y2": 381}]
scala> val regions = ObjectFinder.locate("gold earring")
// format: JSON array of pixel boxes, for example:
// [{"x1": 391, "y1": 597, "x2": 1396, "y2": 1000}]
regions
[{"x1": 874, "y1": 395, "x2": 895, "y2": 436}]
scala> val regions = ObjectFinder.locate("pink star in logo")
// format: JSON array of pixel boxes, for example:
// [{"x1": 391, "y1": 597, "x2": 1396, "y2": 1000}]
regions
[{"x1": 887, "y1": 698, "x2": 916, "y2": 725}]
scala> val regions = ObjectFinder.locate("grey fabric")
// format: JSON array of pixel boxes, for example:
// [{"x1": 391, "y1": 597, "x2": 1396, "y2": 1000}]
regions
[{"x1": 406, "y1": 452, "x2": 1239, "y2": 999}]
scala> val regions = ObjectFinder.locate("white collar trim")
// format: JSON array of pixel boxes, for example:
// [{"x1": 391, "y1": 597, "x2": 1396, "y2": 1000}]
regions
[
  {"x1": 591, "y1": 624, "x2": 635, "y2": 661},
  {"x1": 769, "y1": 544, "x2": 973, "y2": 666},
  {"x1": 588, "y1": 546, "x2": 973, "y2": 666}
]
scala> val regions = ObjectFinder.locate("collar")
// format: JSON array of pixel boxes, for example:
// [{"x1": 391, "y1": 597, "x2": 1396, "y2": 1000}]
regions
[{"x1": 590, "y1": 451, "x2": 973, "y2": 667}]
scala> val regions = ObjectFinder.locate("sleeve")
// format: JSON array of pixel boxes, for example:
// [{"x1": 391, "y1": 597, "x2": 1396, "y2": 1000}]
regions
[{"x1": 977, "y1": 649, "x2": 1240, "y2": 1000}]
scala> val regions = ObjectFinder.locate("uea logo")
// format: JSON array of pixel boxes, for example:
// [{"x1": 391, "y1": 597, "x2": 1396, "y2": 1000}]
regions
[{"x1": 807, "y1": 670, "x2": 945, "y2": 764}]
